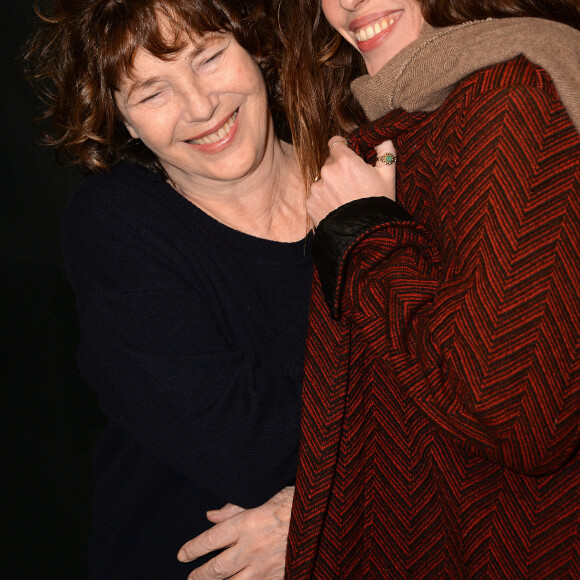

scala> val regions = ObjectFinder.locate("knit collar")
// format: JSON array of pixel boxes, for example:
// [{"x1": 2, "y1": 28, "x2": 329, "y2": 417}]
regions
[{"x1": 351, "y1": 18, "x2": 580, "y2": 132}]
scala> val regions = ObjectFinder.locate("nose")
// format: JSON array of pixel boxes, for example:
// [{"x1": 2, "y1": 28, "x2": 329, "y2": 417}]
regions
[
  {"x1": 180, "y1": 79, "x2": 219, "y2": 123},
  {"x1": 339, "y1": 0, "x2": 366, "y2": 11}
]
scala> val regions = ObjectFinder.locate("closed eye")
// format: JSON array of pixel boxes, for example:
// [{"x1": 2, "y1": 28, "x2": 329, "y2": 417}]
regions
[
  {"x1": 200, "y1": 49, "x2": 225, "y2": 69},
  {"x1": 139, "y1": 92, "x2": 161, "y2": 104}
]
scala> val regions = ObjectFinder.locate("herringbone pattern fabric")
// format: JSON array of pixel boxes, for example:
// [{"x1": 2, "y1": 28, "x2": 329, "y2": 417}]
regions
[{"x1": 286, "y1": 57, "x2": 580, "y2": 579}]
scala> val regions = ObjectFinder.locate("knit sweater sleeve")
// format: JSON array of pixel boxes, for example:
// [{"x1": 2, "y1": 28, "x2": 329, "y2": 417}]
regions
[
  {"x1": 62, "y1": 173, "x2": 303, "y2": 507},
  {"x1": 314, "y1": 80, "x2": 580, "y2": 475}
]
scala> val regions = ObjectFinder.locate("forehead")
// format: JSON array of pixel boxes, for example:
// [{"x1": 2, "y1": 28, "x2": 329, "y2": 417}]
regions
[
  {"x1": 123, "y1": 30, "x2": 222, "y2": 80},
  {"x1": 110, "y1": 8, "x2": 224, "y2": 85},
  {"x1": 116, "y1": 32, "x2": 233, "y2": 97}
]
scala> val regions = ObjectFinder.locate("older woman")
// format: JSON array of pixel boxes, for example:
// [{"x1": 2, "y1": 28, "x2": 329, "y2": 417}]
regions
[
  {"x1": 280, "y1": 0, "x2": 580, "y2": 578},
  {"x1": 25, "y1": 0, "x2": 311, "y2": 578}
]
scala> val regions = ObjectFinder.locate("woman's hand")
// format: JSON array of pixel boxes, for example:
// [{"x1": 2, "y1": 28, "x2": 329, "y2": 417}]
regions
[
  {"x1": 177, "y1": 486, "x2": 294, "y2": 579},
  {"x1": 306, "y1": 136, "x2": 397, "y2": 227}
]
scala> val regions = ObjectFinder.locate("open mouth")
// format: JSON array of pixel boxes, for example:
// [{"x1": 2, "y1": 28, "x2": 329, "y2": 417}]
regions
[
  {"x1": 354, "y1": 14, "x2": 401, "y2": 42},
  {"x1": 188, "y1": 109, "x2": 238, "y2": 145}
]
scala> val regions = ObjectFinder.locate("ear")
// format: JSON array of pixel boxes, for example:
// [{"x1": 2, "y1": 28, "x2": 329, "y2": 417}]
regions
[
  {"x1": 124, "y1": 121, "x2": 139, "y2": 140},
  {"x1": 113, "y1": 90, "x2": 139, "y2": 139}
]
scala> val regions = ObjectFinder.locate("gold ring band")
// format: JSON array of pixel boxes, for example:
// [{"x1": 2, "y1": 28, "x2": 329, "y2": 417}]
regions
[{"x1": 330, "y1": 139, "x2": 348, "y2": 152}]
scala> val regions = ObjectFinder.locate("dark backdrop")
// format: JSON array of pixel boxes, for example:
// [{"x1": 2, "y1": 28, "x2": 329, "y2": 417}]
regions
[{"x1": 1, "y1": 4, "x2": 105, "y2": 578}]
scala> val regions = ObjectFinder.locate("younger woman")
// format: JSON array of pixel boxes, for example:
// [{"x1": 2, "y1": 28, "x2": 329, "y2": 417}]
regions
[{"x1": 281, "y1": 1, "x2": 580, "y2": 577}]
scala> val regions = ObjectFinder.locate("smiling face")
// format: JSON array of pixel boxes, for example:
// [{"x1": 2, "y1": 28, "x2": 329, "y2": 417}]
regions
[
  {"x1": 321, "y1": 0, "x2": 425, "y2": 75},
  {"x1": 114, "y1": 32, "x2": 272, "y2": 191}
]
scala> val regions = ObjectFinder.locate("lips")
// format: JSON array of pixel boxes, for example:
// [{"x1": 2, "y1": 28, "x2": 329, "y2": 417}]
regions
[
  {"x1": 353, "y1": 13, "x2": 402, "y2": 43},
  {"x1": 350, "y1": 11, "x2": 403, "y2": 42},
  {"x1": 187, "y1": 109, "x2": 238, "y2": 145}
]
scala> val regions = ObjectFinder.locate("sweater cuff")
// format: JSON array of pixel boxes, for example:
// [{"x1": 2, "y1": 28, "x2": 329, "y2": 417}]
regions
[{"x1": 313, "y1": 197, "x2": 412, "y2": 319}]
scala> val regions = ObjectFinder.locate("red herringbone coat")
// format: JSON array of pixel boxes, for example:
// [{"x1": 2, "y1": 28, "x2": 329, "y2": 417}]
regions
[{"x1": 286, "y1": 56, "x2": 580, "y2": 579}]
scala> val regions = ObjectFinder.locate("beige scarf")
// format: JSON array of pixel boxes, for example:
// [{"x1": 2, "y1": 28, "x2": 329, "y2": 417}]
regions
[{"x1": 351, "y1": 18, "x2": 580, "y2": 132}]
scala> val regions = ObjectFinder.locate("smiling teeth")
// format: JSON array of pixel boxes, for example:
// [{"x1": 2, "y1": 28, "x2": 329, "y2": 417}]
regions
[
  {"x1": 190, "y1": 110, "x2": 238, "y2": 145},
  {"x1": 354, "y1": 16, "x2": 398, "y2": 42}
]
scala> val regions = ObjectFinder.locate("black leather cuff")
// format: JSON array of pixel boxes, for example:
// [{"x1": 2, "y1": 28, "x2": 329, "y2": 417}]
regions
[{"x1": 313, "y1": 197, "x2": 412, "y2": 319}]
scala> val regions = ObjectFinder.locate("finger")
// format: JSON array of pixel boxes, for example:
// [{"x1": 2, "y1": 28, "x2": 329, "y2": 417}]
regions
[
  {"x1": 187, "y1": 555, "x2": 240, "y2": 580},
  {"x1": 373, "y1": 140, "x2": 397, "y2": 201},
  {"x1": 374, "y1": 140, "x2": 396, "y2": 167},
  {"x1": 178, "y1": 523, "x2": 238, "y2": 563},
  {"x1": 230, "y1": 565, "x2": 282, "y2": 580},
  {"x1": 328, "y1": 136, "x2": 349, "y2": 156},
  {"x1": 228, "y1": 568, "x2": 253, "y2": 580},
  {"x1": 206, "y1": 503, "x2": 245, "y2": 524},
  {"x1": 305, "y1": 192, "x2": 323, "y2": 228}
]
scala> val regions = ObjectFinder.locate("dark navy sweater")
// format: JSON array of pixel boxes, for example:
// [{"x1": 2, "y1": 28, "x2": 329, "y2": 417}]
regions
[{"x1": 62, "y1": 162, "x2": 313, "y2": 579}]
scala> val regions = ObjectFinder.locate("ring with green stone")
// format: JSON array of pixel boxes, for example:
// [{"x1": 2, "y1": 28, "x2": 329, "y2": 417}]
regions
[{"x1": 377, "y1": 152, "x2": 397, "y2": 165}]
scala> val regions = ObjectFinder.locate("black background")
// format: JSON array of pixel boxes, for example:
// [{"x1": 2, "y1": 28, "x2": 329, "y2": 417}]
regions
[{"x1": 1, "y1": 3, "x2": 105, "y2": 578}]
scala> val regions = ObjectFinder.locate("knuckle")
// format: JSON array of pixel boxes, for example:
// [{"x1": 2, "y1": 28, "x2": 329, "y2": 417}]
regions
[
  {"x1": 202, "y1": 529, "x2": 219, "y2": 550},
  {"x1": 210, "y1": 558, "x2": 229, "y2": 579}
]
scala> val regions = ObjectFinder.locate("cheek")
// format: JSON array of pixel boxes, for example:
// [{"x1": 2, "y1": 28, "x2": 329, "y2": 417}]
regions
[
  {"x1": 408, "y1": 3, "x2": 426, "y2": 38},
  {"x1": 320, "y1": 0, "x2": 338, "y2": 30},
  {"x1": 321, "y1": 0, "x2": 355, "y2": 48},
  {"x1": 130, "y1": 112, "x2": 174, "y2": 145},
  {"x1": 235, "y1": 59, "x2": 269, "y2": 107}
]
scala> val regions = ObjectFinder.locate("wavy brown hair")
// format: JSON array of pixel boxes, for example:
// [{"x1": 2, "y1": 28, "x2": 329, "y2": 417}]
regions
[
  {"x1": 278, "y1": 0, "x2": 580, "y2": 188},
  {"x1": 24, "y1": 0, "x2": 285, "y2": 175}
]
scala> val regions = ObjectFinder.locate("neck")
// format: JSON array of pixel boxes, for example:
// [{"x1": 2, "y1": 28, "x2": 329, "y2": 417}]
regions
[{"x1": 168, "y1": 137, "x2": 307, "y2": 243}]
